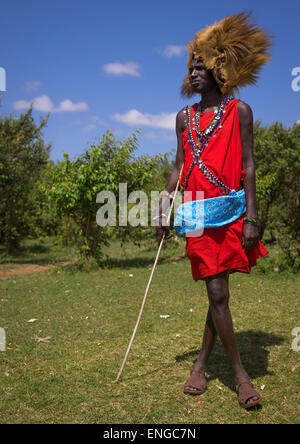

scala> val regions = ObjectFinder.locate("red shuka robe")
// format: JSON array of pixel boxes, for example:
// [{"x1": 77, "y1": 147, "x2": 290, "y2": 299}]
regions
[{"x1": 180, "y1": 98, "x2": 268, "y2": 280}]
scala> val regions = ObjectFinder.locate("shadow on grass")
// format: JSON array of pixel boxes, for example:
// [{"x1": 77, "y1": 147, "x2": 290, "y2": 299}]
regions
[
  {"x1": 100, "y1": 254, "x2": 186, "y2": 270},
  {"x1": 175, "y1": 330, "x2": 284, "y2": 392},
  {"x1": 119, "y1": 330, "x2": 284, "y2": 393},
  {"x1": 0, "y1": 244, "x2": 53, "y2": 265}
]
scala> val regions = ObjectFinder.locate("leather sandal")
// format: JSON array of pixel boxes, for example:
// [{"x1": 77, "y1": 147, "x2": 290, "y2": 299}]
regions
[
  {"x1": 183, "y1": 367, "x2": 210, "y2": 395},
  {"x1": 236, "y1": 380, "x2": 262, "y2": 409}
]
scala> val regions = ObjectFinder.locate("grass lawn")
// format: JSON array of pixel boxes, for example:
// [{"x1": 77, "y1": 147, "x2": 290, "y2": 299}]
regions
[{"x1": 0, "y1": 238, "x2": 299, "y2": 424}]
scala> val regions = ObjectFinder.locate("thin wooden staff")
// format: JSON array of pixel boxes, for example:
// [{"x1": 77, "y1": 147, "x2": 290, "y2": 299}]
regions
[{"x1": 114, "y1": 164, "x2": 183, "y2": 383}]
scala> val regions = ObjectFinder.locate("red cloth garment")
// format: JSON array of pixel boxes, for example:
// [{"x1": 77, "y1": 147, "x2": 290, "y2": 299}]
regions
[{"x1": 180, "y1": 98, "x2": 268, "y2": 281}]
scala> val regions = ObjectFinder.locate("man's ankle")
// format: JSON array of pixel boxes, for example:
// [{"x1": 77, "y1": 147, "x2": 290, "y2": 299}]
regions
[
  {"x1": 193, "y1": 358, "x2": 208, "y2": 370},
  {"x1": 234, "y1": 369, "x2": 250, "y2": 383}
]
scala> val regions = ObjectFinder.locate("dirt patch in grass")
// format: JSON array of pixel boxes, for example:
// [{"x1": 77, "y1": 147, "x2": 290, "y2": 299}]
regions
[{"x1": 0, "y1": 261, "x2": 72, "y2": 279}]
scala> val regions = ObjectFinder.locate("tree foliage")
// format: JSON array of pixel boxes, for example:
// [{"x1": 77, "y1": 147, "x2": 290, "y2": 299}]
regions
[
  {"x1": 254, "y1": 121, "x2": 300, "y2": 269},
  {"x1": 0, "y1": 106, "x2": 51, "y2": 251},
  {"x1": 45, "y1": 130, "x2": 164, "y2": 263}
]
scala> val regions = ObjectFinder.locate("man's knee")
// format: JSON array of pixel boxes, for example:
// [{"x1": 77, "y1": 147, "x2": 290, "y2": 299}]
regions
[{"x1": 206, "y1": 277, "x2": 229, "y2": 313}]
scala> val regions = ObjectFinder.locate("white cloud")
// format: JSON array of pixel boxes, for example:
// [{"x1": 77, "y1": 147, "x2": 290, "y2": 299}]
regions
[
  {"x1": 56, "y1": 99, "x2": 88, "y2": 112},
  {"x1": 113, "y1": 109, "x2": 176, "y2": 131},
  {"x1": 296, "y1": 120, "x2": 300, "y2": 125},
  {"x1": 83, "y1": 124, "x2": 97, "y2": 132},
  {"x1": 13, "y1": 99, "x2": 32, "y2": 110},
  {"x1": 13, "y1": 95, "x2": 88, "y2": 113},
  {"x1": 102, "y1": 61, "x2": 141, "y2": 77},
  {"x1": 159, "y1": 45, "x2": 186, "y2": 58},
  {"x1": 13, "y1": 95, "x2": 53, "y2": 112},
  {"x1": 34, "y1": 95, "x2": 55, "y2": 112},
  {"x1": 23, "y1": 80, "x2": 42, "y2": 92}
]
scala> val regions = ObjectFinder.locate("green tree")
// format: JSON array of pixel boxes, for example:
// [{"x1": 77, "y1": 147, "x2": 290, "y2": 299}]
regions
[
  {"x1": 25, "y1": 160, "x2": 61, "y2": 239},
  {"x1": 254, "y1": 121, "x2": 300, "y2": 270},
  {"x1": 46, "y1": 130, "x2": 163, "y2": 264},
  {"x1": 0, "y1": 105, "x2": 51, "y2": 251}
]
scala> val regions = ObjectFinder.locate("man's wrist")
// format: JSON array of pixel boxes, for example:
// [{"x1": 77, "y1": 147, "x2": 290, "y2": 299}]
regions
[
  {"x1": 160, "y1": 190, "x2": 173, "y2": 199},
  {"x1": 243, "y1": 216, "x2": 258, "y2": 226}
]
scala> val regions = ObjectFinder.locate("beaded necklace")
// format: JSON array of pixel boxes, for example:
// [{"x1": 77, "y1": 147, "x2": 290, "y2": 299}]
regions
[{"x1": 183, "y1": 95, "x2": 234, "y2": 195}]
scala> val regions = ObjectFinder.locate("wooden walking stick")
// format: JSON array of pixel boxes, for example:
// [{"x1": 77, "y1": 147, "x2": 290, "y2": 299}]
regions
[{"x1": 114, "y1": 164, "x2": 184, "y2": 383}]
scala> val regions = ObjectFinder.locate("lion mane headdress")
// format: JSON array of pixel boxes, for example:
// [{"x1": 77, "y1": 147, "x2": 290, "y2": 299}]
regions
[{"x1": 181, "y1": 12, "x2": 272, "y2": 97}]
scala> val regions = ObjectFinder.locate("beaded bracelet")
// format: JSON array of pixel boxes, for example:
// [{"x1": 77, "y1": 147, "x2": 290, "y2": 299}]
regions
[{"x1": 243, "y1": 216, "x2": 258, "y2": 226}]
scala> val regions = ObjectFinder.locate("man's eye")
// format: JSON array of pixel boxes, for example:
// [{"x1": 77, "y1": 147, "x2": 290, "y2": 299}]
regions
[{"x1": 189, "y1": 66, "x2": 204, "y2": 73}]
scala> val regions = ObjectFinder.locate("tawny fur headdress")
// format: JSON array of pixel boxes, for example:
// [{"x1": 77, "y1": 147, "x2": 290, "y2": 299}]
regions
[{"x1": 181, "y1": 12, "x2": 272, "y2": 97}]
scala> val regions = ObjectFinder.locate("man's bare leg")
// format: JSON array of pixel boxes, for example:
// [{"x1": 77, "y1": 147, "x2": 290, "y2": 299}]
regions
[
  {"x1": 204, "y1": 270, "x2": 260, "y2": 404},
  {"x1": 184, "y1": 270, "x2": 260, "y2": 405},
  {"x1": 183, "y1": 273, "x2": 224, "y2": 393},
  {"x1": 184, "y1": 307, "x2": 217, "y2": 392}
]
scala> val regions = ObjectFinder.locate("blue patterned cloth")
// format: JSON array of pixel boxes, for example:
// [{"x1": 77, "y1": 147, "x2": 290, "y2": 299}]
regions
[{"x1": 174, "y1": 189, "x2": 246, "y2": 236}]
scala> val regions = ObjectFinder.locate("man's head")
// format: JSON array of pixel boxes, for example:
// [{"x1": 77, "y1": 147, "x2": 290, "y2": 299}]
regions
[
  {"x1": 181, "y1": 12, "x2": 272, "y2": 98},
  {"x1": 188, "y1": 56, "x2": 221, "y2": 95}
]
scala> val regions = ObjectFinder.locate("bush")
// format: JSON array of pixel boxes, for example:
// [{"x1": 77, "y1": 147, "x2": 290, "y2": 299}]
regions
[{"x1": 45, "y1": 130, "x2": 164, "y2": 264}]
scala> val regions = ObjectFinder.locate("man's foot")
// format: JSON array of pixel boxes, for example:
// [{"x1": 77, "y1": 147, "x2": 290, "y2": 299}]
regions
[
  {"x1": 183, "y1": 364, "x2": 210, "y2": 395},
  {"x1": 236, "y1": 380, "x2": 262, "y2": 409}
]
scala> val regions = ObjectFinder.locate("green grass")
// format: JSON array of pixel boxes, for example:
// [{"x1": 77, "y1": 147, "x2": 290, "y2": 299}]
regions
[{"x1": 0, "y1": 239, "x2": 299, "y2": 424}]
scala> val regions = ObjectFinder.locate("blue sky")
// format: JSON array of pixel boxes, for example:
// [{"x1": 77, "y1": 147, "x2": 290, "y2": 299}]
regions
[{"x1": 0, "y1": 0, "x2": 299, "y2": 162}]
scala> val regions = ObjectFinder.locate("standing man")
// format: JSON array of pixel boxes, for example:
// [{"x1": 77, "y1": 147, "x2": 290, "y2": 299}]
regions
[{"x1": 156, "y1": 12, "x2": 271, "y2": 409}]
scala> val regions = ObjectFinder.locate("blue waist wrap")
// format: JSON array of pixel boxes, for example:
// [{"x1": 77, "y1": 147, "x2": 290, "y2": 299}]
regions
[{"x1": 174, "y1": 189, "x2": 246, "y2": 236}]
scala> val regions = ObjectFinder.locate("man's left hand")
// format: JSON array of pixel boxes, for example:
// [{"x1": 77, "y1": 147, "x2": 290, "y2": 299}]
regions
[{"x1": 242, "y1": 223, "x2": 260, "y2": 254}]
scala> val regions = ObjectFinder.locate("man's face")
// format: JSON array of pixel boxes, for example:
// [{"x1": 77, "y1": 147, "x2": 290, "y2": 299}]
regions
[{"x1": 188, "y1": 57, "x2": 216, "y2": 93}]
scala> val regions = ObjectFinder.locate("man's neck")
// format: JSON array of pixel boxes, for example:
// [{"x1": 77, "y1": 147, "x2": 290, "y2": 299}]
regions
[{"x1": 200, "y1": 90, "x2": 223, "y2": 110}]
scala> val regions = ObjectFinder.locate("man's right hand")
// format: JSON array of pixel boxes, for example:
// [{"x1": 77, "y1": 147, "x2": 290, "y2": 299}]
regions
[{"x1": 156, "y1": 218, "x2": 173, "y2": 244}]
